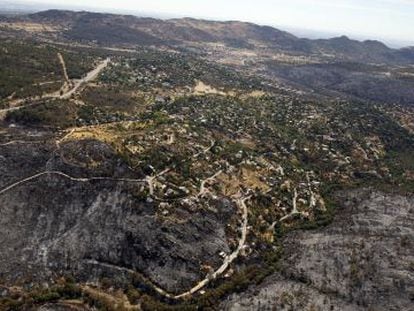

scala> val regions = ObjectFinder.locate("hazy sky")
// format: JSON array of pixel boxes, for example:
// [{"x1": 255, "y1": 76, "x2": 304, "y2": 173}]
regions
[{"x1": 11, "y1": 0, "x2": 414, "y2": 46}]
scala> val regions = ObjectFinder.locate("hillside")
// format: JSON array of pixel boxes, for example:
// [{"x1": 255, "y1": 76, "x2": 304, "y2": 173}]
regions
[{"x1": 0, "y1": 8, "x2": 413, "y2": 311}]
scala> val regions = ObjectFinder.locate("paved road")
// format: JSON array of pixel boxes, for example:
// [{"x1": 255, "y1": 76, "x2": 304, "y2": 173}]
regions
[
  {"x1": 60, "y1": 58, "x2": 110, "y2": 99},
  {"x1": 0, "y1": 57, "x2": 110, "y2": 119}
]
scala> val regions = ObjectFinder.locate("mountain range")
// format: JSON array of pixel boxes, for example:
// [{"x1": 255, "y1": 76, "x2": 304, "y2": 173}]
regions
[{"x1": 3, "y1": 9, "x2": 413, "y2": 65}]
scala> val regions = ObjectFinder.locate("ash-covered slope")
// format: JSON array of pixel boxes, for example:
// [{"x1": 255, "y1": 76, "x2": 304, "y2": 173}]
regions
[
  {"x1": 0, "y1": 139, "x2": 235, "y2": 294},
  {"x1": 222, "y1": 189, "x2": 414, "y2": 311}
]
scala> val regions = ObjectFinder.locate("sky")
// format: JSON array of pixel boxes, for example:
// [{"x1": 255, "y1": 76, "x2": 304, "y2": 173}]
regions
[{"x1": 6, "y1": 0, "x2": 414, "y2": 47}]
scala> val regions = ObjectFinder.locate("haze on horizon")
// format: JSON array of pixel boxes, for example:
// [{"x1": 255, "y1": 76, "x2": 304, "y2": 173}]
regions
[{"x1": 5, "y1": 0, "x2": 414, "y2": 47}]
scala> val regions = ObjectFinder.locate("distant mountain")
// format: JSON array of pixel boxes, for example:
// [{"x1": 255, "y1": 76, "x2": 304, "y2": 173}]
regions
[
  {"x1": 167, "y1": 17, "x2": 300, "y2": 49},
  {"x1": 307, "y1": 35, "x2": 403, "y2": 63},
  {"x1": 396, "y1": 46, "x2": 414, "y2": 60},
  {"x1": 7, "y1": 9, "x2": 414, "y2": 64}
]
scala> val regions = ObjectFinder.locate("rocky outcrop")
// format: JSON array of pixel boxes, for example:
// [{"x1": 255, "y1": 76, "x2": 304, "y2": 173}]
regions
[{"x1": 221, "y1": 189, "x2": 414, "y2": 310}]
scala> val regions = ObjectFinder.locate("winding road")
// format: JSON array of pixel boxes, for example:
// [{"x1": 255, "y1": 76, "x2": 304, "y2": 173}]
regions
[
  {"x1": 84, "y1": 194, "x2": 251, "y2": 300},
  {"x1": 0, "y1": 130, "x2": 249, "y2": 299},
  {"x1": 173, "y1": 194, "x2": 250, "y2": 299},
  {"x1": 145, "y1": 140, "x2": 215, "y2": 197},
  {"x1": 270, "y1": 187, "x2": 309, "y2": 231},
  {"x1": 0, "y1": 168, "x2": 251, "y2": 300},
  {"x1": 197, "y1": 170, "x2": 223, "y2": 197}
]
